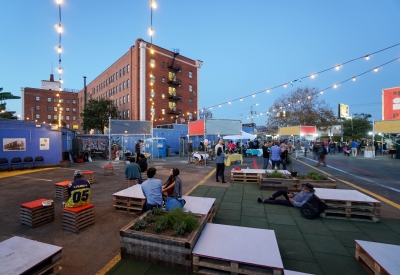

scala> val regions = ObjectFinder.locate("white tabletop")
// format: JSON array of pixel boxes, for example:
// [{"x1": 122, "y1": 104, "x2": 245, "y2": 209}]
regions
[
  {"x1": 0, "y1": 236, "x2": 62, "y2": 275},
  {"x1": 182, "y1": 196, "x2": 215, "y2": 215},
  {"x1": 193, "y1": 153, "x2": 209, "y2": 159},
  {"x1": 314, "y1": 188, "x2": 380, "y2": 203},
  {"x1": 266, "y1": 169, "x2": 291, "y2": 175},
  {"x1": 113, "y1": 184, "x2": 145, "y2": 199},
  {"x1": 193, "y1": 223, "x2": 283, "y2": 269},
  {"x1": 356, "y1": 240, "x2": 400, "y2": 274},
  {"x1": 231, "y1": 168, "x2": 266, "y2": 174}
]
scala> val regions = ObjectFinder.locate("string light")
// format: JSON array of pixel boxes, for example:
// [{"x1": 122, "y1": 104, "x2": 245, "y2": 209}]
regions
[
  {"x1": 374, "y1": 67, "x2": 378, "y2": 72},
  {"x1": 365, "y1": 55, "x2": 370, "y2": 60},
  {"x1": 55, "y1": 0, "x2": 63, "y2": 126},
  {"x1": 352, "y1": 77, "x2": 356, "y2": 81},
  {"x1": 310, "y1": 74, "x2": 316, "y2": 79},
  {"x1": 266, "y1": 89, "x2": 270, "y2": 93}
]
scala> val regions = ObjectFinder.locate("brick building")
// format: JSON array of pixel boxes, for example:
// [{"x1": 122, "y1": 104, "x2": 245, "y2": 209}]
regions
[
  {"x1": 21, "y1": 75, "x2": 80, "y2": 130},
  {"x1": 78, "y1": 38, "x2": 202, "y2": 127}
]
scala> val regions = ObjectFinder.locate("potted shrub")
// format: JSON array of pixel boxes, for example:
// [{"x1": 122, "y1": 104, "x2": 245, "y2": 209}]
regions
[
  {"x1": 297, "y1": 171, "x2": 336, "y2": 190},
  {"x1": 261, "y1": 167, "x2": 299, "y2": 191}
]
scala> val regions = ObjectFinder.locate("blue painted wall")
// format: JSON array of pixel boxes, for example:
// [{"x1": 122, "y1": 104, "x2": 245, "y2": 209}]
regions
[{"x1": 0, "y1": 120, "x2": 75, "y2": 166}]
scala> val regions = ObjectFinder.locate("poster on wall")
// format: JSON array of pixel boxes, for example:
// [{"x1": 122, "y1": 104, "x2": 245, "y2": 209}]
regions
[
  {"x1": 382, "y1": 86, "x2": 400, "y2": 120},
  {"x1": 3, "y1": 138, "x2": 26, "y2": 151},
  {"x1": 338, "y1": 103, "x2": 350, "y2": 119},
  {"x1": 40, "y1": 138, "x2": 50, "y2": 150}
]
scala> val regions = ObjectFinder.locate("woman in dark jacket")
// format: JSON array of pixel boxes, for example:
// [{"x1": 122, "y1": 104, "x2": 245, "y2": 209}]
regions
[
  {"x1": 138, "y1": 154, "x2": 148, "y2": 172},
  {"x1": 215, "y1": 147, "x2": 228, "y2": 183},
  {"x1": 280, "y1": 146, "x2": 288, "y2": 170},
  {"x1": 162, "y1": 168, "x2": 182, "y2": 198}
]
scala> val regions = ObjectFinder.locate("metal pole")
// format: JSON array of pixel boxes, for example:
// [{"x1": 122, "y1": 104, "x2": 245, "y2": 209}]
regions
[{"x1": 108, "y1": 116, "x2": 111, "y2": 164}]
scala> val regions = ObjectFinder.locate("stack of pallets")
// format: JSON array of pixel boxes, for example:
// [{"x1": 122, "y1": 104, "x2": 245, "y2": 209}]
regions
[
  {"x1": 54, "y1": 181, "x2": 71, "y2": 199},
  {"x1": 113, "y1": 196, "x2": 145, "y2": 213},
  {"x1": 82, "y1": 171, "x2": 94, "y2": 184},
  {"x1": 20, "y1": 199, "x2": 55, "y2": 228},
  {"x1": 62, "y1": 204, "x2": 95, "y2": 233}
]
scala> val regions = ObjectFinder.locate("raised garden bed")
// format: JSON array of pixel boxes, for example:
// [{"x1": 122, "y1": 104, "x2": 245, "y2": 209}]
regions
[
  {"x1": 297, "y1": 171, "x2": 336, "y2": 191},
  {"x1": 120, "y1": 208, "x2": 208, "y2": 271}
]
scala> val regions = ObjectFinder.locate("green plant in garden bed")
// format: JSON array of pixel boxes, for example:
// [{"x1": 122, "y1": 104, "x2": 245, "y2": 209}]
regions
[
  {"x1": 131, "y1": 207, "x2": 200, "y2": 237},
  {"x1": 264, "y1": 170, "x2": 290, "y2": 179},
  {"x1": 297, "y1": 171, "x2": 329, "y2": 180}
]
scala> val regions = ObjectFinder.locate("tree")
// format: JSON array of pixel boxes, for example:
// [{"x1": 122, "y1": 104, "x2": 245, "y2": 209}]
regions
[
  {"x1": 265, "y1": 87, "x2": 337, "y2": 131},
  {"x1": 80, "y1": 99, "x2": 118, "y2": 134},
  {"x1": 0, "y1": 87, "x2": 21, "y2": 119},
  {"x1": 342, "y1": 113, "x2": 372, "y2": 138},
  {"x1": 198, "y1": 107, "x2": 213, "y2": 120}
]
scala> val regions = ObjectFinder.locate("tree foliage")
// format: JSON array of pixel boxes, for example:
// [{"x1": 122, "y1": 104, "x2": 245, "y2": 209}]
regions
[
  {"x1": 265, "y1": 87, "x2": 337, "y2": 131},
  {"x1": 80, "y1": 99, "x2": 118, "y2": 134},
  {"x1": 198, "y1": 107, "x2": 213, "y2": 120},
  {"x1": 0, "y1": 87, "x2": 21, "y2": 119},
  {"x1": 342, "y1": 113, "x2": 372, "y2": 138}
]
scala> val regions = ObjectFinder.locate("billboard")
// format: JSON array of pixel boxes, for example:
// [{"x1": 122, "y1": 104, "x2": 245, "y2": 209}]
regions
[
  {"x1": 382, "y1": 86, "x2": 400, "y2": 120},
  {"x1": 338, "y1": 103, "x2": 350, "y2": 119}
]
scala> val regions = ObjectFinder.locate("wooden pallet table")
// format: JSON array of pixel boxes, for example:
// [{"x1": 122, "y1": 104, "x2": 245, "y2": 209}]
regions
[
  {"x1": 20, "y1": 198, "x2": 55, "y2": 228},
  {"x1": 183, "y1": 196, "x2": 216, "y2": 223},
  {"x1": 82, "y1": 170, "x2": 94, "y2": 184},
  {"x1": 62, "y1": 203, "x2": 95, "y2": 234},
  {"x1": 0, "y1": 236, "x2": 62, "y2": 275},
  {"x1": 104, "y1": 164, "x2": 114, "y2": 175},
  {"x1": 113, "y1": 185, "x2": 146, "y2": 214},
  {"x1": 192, "y1": 223, "x2": 284, "y2": 275},
  {"x1": 314, "y1": 188, "x2": 381, "y2": 222},
  {"x1": 125, "y1": 178, "x2": 138, "y2": 188},
  {"x1": 54, "y1": 180, "x2": 72, "y2": 200},
  {"x1": 231, "y1": 168, "x2": 265, "y2": 184},
  {"x1": 355, "y1": 240, "x2": 400, "y2": 275}
]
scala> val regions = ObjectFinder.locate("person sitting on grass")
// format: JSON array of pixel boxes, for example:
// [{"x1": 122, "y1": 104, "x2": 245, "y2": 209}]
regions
[
  {"x1": 257, "y1": 183, "x2": 315, "y2": 207},
  {"x1": 141, "y1": 167, "x2": 163, "y2": 212}
]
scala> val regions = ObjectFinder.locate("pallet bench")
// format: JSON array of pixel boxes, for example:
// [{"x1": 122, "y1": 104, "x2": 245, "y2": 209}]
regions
[
  {"x1": 192, "y1": 223, "x2": 284, "y2": 275},
  {"x1": 0, "y1": 236, "x2": 62, "y2": 275},
  {"x1": 183, "y1": 196, "x2": 216, "y2": 223},
  {"x1": 62, "y1": 203, "x2": 95, "y2": 234},
  {"x1": 125, "y1": 178, "x2": 139, "y2": 188},
  {"x1": 231, "y1": 168, "x2": 266, "y2": 184},
  {"x1": 82, "y1": 170, "x2": 94, "y2": 184},
  {"x1": 20, "y1": 198, "x2": 55, "y2": 228},
  {"x1": 113, "y1": 185, "x2": 146, "y2": 214},
  {"x1": 54, "y1": 181, "x2": 72, "y2": 200},
  {"x1": 315, "y1": 188, "x2": 381, "y2": 222},
  {"x1": 355, "y1": 240, "x2": 400, "y2": 275},
  {"x1": 104, "y1": 164, "x2": 114, "y2": 175}
]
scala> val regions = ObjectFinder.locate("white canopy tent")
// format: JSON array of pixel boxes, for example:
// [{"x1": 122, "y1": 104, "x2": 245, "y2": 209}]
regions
[{"x1": 223, "y1": 131, "x2": 256, "y2": 140}]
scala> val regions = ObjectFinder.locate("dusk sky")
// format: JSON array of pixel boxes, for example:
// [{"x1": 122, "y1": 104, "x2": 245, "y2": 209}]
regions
[{"x1": 1, "y1": 1, "x2": 399, "y2": 126}]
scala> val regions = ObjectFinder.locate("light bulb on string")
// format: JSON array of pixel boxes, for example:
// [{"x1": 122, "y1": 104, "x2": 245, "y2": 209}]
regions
[
  {"x1": 228, "y1": 101, "x2": 231, "y2": 104},
  {"x1": 311, "y1": 74, "x2": 316, "y2": 79},
  {"x1": 266, "y1": 89, "x2": 270, "y2": 93},
  {"x1": 57, "y1": 45, "x2": 62, "y2": 53},
  {"x1": 151, "y1": 0, "x2": 157, "y2": 9},
  {"x1": 240, "y1": 98, "x2": 243, "y2": 101},
  {"x1": 283, "y1": 84, "x2": 287, "y2": 88},
  {"x1": 148, "y1": 27, "x2": 154, "y2": 36},
  {"x1": 56, "y1": 0, "x2": 62, "y2": 4},
  {"x1": 352, "y1": 77, "x2": 356, "y2": 81},
  {"x1": 58, "y1": 67, "x2": 62, "y2": 74},
  {"x1": 218, "y1": 104, "x2": 221, "y2": 108},
  {"x1": 55, "y1": 24, "x2": 63, "y2": 33},
  {"x1": 252, "y1": 94, "x2": 255, "y2": 97},
  {"x1": 365, "y1": 55, "x2": 370, "y2": 60},
  {"x1": 320, "y1": 91, "x2": 323, "y2": 94},
  {"x1": 333, "y1": 84, "x2": 338, "y2": 88},
  {"x1": 374, "y1": 67, "x2": 378, "y2": 72}
]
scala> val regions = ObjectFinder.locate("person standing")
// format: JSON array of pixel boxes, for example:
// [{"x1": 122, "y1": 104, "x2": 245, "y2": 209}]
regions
[
  {"x1": 313, "y1": 140, "x2": 320, "y2": 160},
  {"x1": 301, "y1": 139, "x2": 309, "y2": 158},
  {"x1": 262, "y1": 141, "x2": 270, "y2": 169},
  {"x1": 141, "y1": 167, "x2": 163, "y2": 212},
  {"x1": 317, "y1": 143, "x2": 327, "y2": 167},
  {"x1": 135, "y1": 140, "x2": 142, "y2": 163},
  {"x1": 295, "y1": 140, "x2": 301, "y2": 159},
  {"x1": 280, "y1": 146, "x2": 288, "y2": 170},
  {"x1": 215, "y1": 138, "x2": 224, "y2": 155},
  {"x1": 215, "y1": 147, "x2": 228, "y2": 183},
  {"x1": 350, "y1": 139, "x2": 358, "y2": 157},
  {"x1": 187, "y1": 140, "x2": 193, "y2": 164},
  {"x1": 270, "y1": 141, "x2": 281, "y2": 169}
]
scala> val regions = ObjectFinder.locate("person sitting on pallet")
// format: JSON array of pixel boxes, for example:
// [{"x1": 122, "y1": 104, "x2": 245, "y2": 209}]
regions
[
  {"x1": 257, "y1": 183, "x2": 315, "y2": 207},
  {"x1": 125, "y1": 157, "x2": 143, "y2": 184},
  {"x1": 138, "y1": 154, "x2": 148, "y2": 173},
  {"x1": 65, "y1": 170, "x2": 91, "y2": 208},
  {"x1": 141, "y1": 167, "x2": 163, "y2": 212}
]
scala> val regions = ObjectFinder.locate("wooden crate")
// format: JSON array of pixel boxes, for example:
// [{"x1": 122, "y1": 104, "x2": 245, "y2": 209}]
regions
[
  {"x1": 62, "y1": 204, "x2": 95, "y2": 234},
  {"x1": 193, "y1": 255, "x2": 282, "y2": 275},
  {"x1": 231, "y1": 173, "x2": 261, "y2": 183},
  {"x1": 20, "y1": 199, "x2": 55, "y2": 228},
  {"x1": 120, "y1": 212, "x2": 208, "y2": 272},
  {"x1": 104, "y1": 164, "x2": 114, "y2": 175},
  {"x1": 319, "y1": 200, "x2": 381, "y2": 222},
  {"x1": 260, "y1": 178, "x2": 299, "y2": 191},
  {"x1": 113, "y1": 196, "x2": 145, "y2": 213},
  {"x1": 54, "y1": 181, "x2": 71, "y2": 200},
  {"x1": 82, "y1": 171, "x2": 94, "y2": 184}
]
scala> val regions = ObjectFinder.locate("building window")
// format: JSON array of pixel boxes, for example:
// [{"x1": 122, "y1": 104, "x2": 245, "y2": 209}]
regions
[
  {"x1": 72, "y1": 108, "x2": 76, "y2": 112},
  {"x1": 123, "y1": 81, "x2": 125, "y2": 90},
  {"x1": 106, "y1": 79, "x2": 108, "y2": 86},
  {"x1": 189, "y1": 98, "x2": 193, "y2": 106},
  {"x1": 66, "y1": 116, "x2": 70, "y2": 121},
  {"x1": 189, "y1": 71, "x2": 193, "y2": 78},
  {"x1": 35, "y1": 114, "x2": 40, "y2": 119},
  {"x1": 127, "y1": 79, "x2": 130, "y2": 88},
  {"x1": 162, "y1": 77, "x2": 165, "y2": 83},
  {"x1": 66, "y1": 124, "x2": 70, "y2": 129},
  {"x1": 162, "y1": 93, "x2": 165, "y2": 99},
  {"x1": 127, "y1": 109, "x2": 130, "y2": 118},
  {"x1": 72, "y1": 100, "x2": 76, "y2": 104},
  {"x1": 150, "y1": 58, "x2": 155, "y2": 68},
  {"x1": 60, "y1": 115, "x2": 64, "y2": 120},
  {"x1": 47, "y1": 106, "x2": 51, "y2": 111},
  {"x1": 47, "y1": 97, "x2": 51, "y2": 102},
  {"x1": 150, "y1": 75, "x2": 156, "y2": 83},
  {"x1": 127, "y1": 94, "x2": 130, "y2": 102},
  {"x1": 123, "y1": 110, "x2": 126, "y2": 119},
  {"x1": 127, "y1": 64, "x2": 130, "y2": 72},
  {"x1": 66, "y1": 99, "x2": 70, "y2": 104},
  {"x1": 35, "y1": 105, "x2": 40, "y2": 110},
  {"x1": 189, "y1": 112, "x2": 193, "y2": 120},
  {"x1": 123, "y1": 67, "x2": 126, "y2": 75},
  {"x1": 115, "y1": 72, "x2": 118, "y2": 80},
  {"x1": 162, "y1": 61, "x2": 166, "y2": 68},
  {"x1": 54, "y1": 107, "x2": 57, "y2": 111},
  {"x1": 35, "y1": 96, "x2": 40, "y2": 101},
  {"x1": 60, "y1": 107, "x2": 63, "y2": 111},
  {"x1": 115, "y1": 99, "x2": 118, "y2": 106},
  {"x1": 60, "y1": 99, "x2": 64, "y2": 103},
  {"x1": 189, "y1": 84, "x2": 193, "y2": 92},
  {"x1": 66, "y1": 107, "x2": 70, "y2": 112},
  {"x1": 150, "y1": 107, "x2": 155, "y2": 116},
  {"x1": 150, "y1": 90, "x2": 155, "y2": 98},
  {"x1": 72, "y1": 116, "x2": 76, "y2": 120},
  {"x1": 119, "y1": 69, "x2": 122, "y2": 77},
  {"x1": 119, "y1": 97, "x2": 122, "y2": 105},
  {"x1": 162, "y1": 109, "x2": 165, "y2": 115},
  {"x1": 54, "y1": 115, "x2": 57, "y2": 119},
  {"x1": 54, "y1": 98, "x2": 57, "y2": 103},
  {"x1": 47, "y1": 114, "x2": 51, "y2": 119},
  {"x1": 123, "y1": 96, "x2": 125, "y2": 104},
  {"x1": 119, "y1": 84, "x2": 122, "y2": 91}
]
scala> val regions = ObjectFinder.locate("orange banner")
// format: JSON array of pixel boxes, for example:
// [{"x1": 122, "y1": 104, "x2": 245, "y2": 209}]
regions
[{"x1": 382, "y1": 86, "x2": 400, "y2": 120}]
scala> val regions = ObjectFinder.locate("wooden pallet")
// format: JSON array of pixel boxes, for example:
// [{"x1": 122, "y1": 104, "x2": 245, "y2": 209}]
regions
[
  {"x1": 319, "y1": 199, "x2": 380, "y2": 222},
  {"x1": 62, "y1": 204, "x2": 95, "y2": 234},
  {"x1": 231, "y1": 173, "x2": 261, "y2": 183},
  {"x1": 193, "y1": 255, "x2": 283, "y2": 275},
  {"x1": 82, "y1": 171, "x2": 94, "y2": 184},
  {"x1": 104, "y1": 164, "x2": 114, "y2": 175},
  {"x1": 355, "y1": 242, "x2": 389, "y2": 275},
  {"x1": 207, "y1": 204, "x2": 216, "y2": 223},
  {"x1": 113, "y1": 196, "x2": 145, "y2": 213},
  {"x1": 260, "y1": 178, "x2": 299, "y2": 191},
  {"x1": 125, "y1": 178, "x2": 138, "y2": 188},
  {"x1": 54, "y1": 181, "x2": 72, "y2": 200},
  {"x1": 20, "y1": 199, "x2": 55, "y2": 228}
]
